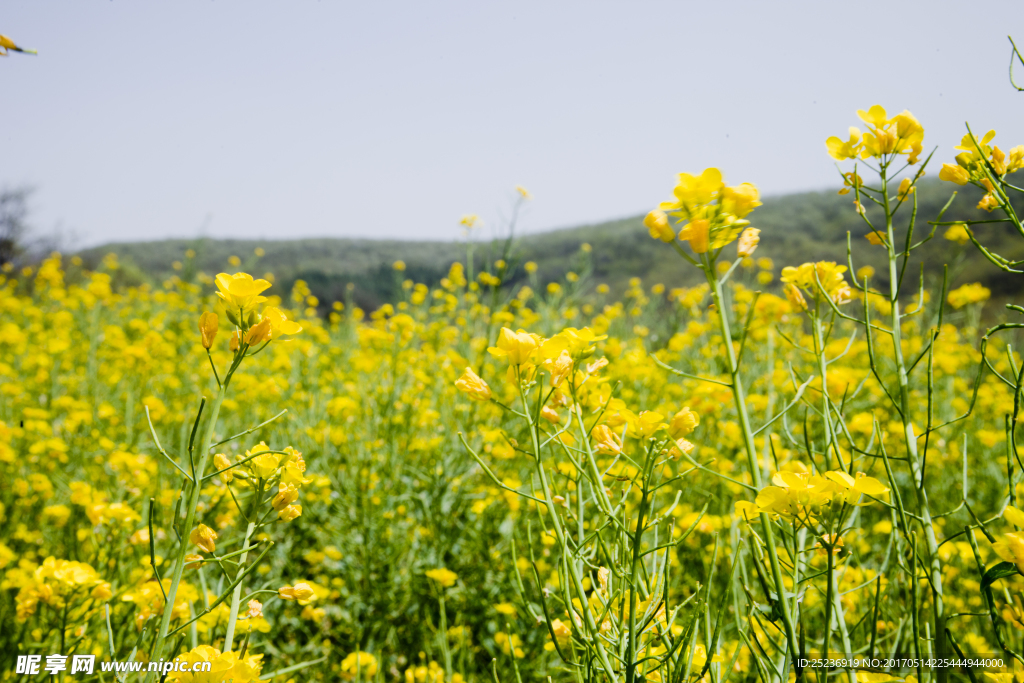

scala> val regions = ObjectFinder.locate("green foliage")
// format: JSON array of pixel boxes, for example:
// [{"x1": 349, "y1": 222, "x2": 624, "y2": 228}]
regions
[{"x1": 79, "y1": 180, "x2": 1024, "y2": 310}]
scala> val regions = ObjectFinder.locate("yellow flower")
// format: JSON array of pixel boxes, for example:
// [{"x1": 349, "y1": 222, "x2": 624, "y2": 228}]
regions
[
  {"x1": 668, "y1": 438, "x2": 695, "y2": 459},
  {"x1": 754, "y1": 468, "x2": 887, "y2": 521},
  {"x1": 272, "y1": 484, "x2": 299, "y2": 511},
  {"x1": 721, "y1": 183, "x2": 762, "y2": 218},
  {"x1": 897, "y1": 177, "x2": 915, "y2": 201},
  {"x1": 215, "y1": 272, "x2": 272, "y2": 316},
  {"x1": 944, "y1": 223, "x2": 970, "y2": 245},
  {"x1": 341, "y1": 651, "x2": 378, "y2": 679},
  {"x1": 822, "y1": 470, "x2": 890, "y2": 503},
  {"x1": 487, "y1": 327, "x2": 540, "y2": 366},
  {"x1": 214, "y1": 453, "x2": 234, "y2": 482},
  {"x1": 1006, "y1": 506, "x2": 1024, "y2": 528},
  {"x1": 261, "y1": 306, "x2": 303, "y2": 337},
  {"x1": 460, "y1": 214, "x2": 481, "y2": 228},
  {"x1": 393, "y1": 260, "x2": 406, "y2": 271},
  {"x1": 0, "y1": 35, "x2": 37, "y2": 56},
  {"x1": 978, "y1": 193, "x2": 1000, "y2": 212},
  {"x1": 837, "y1": 171, "x2": 864, "y2": 196},
  {"x1": 662, "y1": 168, "x2": 723, "y2": 209},
  {"x1": 494, "y1": 602, "x2": 516, "y2": 616},
  {"x1": 831, "y1": 106, "x2": 923, "y2": 163},
  {"x1": 629, "y1": 411, "x2": 665, "y2": 439},
  {"x1": 668, "y1": 408, "x2": 699, "y2": 438},
  {"x1": 865, "y1": 231, "x2": 886, "y2": 246},
  {"x1": 515, "y1": 185, "x2": 532, "y2": 200},
  {"x1": 279, "y1": 582, "x2": 316, "y2": 601},
  {"x1": 166, "y1": 646, "x2": 263, "y2": 683},
  {"x1": 994, "y1": 532, "x2": 1024, "y2": 574},
  {"x1": 939, "y1": 163, "x2": 970, "y2": 185},
  {"x1": 495, "y1": 632, "x2": 525, "y2": 658},
  {"x1": 947, "y1": 282, "x2": 990, "y2": 310},
  {"x1": 425, "y1": 567, "x2": 458, "y2": 588},
  {"x1": 857, "y1": 105, "x2": 889, "y2": 129},
  {"x1": 644, "y1": 210, "x2": 674, "y2": 243},
  {"x1": 781, "y1": 261, "x2": 852, "y2": 306},
  {"x1": 826, "y1": 127, "x2": 862, "y2": 161},
  {"x1": 784, "y1": 283, "x2": 807, "y2": 310},
  {"x1": 246, "y1": 443, "x2": 281, "y2": 479},
  {"x1": 243, "y1": 317, "x2": 272, "y2": 346},
  {"x1": 678, "y1": 218, "x2": 709, "y2": 254},
  {"x1": 455, "y1": 368, "x2": 491, "y2": 401},
  {"x1": 189, "y1": 524, "x2": 218, "y2": 554},
  {"x1": 591, "y1": 424, "x2": 623, "y2": 455},
  {"x1": 543, "y1": 350, "x2": 574, "y2": 387},
  {"x1": 246, "y1": 599, "x2": 263, "y2": 618},
  {"x1": 278, "y1": 504, "x2": 302, "y2": 522},
  {"x1": 91, "y1": 581, "x2": 113, "y2": 601},
  {"x1": 198, "y1": 312, "x2": 218, "y2": 349},
  {"x1": 737, "y1": 227, "x2": 760, "y2": 257},
  {"x1": 549, "y1": 618, "x2": 572, "y2": 648}
]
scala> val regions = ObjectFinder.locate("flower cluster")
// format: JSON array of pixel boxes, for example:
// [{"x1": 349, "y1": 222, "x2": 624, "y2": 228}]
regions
[
  {"x1": 740, "y1": 466, "x2": 889, "y2": 524},
  {"x1": 938, "y1": 130, "x2": 1024, "y2": 211},
  {"x1": 15, "y1": 557, "x2": 111, "y2": 621},
  {"x1": 644, "y1": 168, "x2": 761, "y2": 256},
  {"x1": 780, "y1": 261, "x2": 853, "y2": 310},
  {"x1": 827, "y1": 105, "x2": 924, "y2": 163}
]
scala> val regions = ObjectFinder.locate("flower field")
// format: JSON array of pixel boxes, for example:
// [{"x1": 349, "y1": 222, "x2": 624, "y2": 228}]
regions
[{"x1": 3, "y1": 106, "x2": 1024, "y2": 683}]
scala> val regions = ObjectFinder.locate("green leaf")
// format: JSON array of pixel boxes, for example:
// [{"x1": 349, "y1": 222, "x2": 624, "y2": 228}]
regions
[{"x1": 982, "y1": 561, "x2": 1020, "y2": 590}]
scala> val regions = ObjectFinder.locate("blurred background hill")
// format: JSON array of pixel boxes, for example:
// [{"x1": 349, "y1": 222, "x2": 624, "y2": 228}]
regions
[{"x1": 76, "y1": 179, "x2": 1024, "y2": 311}]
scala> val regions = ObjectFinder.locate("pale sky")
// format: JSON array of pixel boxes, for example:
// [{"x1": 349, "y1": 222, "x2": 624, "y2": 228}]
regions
[{"x1": 3, "y1": 1, "x2": 1022, "y2": 247}]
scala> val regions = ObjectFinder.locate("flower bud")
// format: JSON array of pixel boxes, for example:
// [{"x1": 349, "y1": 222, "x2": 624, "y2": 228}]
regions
[
  {"x1": 198, "y1": 311, "x2": 219, "y2": 349},
  {"x1": 214, "y1": 453, "x2": 234, "y2": 482},
  {"x1": 644, "y1": 210, "x2": 674, "y2": 243},
  {"x1": 279, "y1": 582, "x2": 316, "y2": 601}
]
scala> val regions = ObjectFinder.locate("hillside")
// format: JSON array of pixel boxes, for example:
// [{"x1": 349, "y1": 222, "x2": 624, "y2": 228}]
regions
[{"x1": 79, "y1": 179, "x2": 1024, "y2": 310}]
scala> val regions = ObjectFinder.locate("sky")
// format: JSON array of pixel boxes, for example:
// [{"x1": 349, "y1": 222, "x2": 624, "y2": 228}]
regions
[{"x1": 2, "y1": 1, "x2": 1023, "y2": 248}]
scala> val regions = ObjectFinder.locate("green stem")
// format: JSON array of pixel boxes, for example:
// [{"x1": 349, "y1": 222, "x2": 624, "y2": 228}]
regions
[
  {"x1": 439, "y1": 594, "x2": 453, "y2": 682},
  {"x1": 881, "y1": 164, "x2": 946, "y2": 683},
  {"x1": 707, "y1": 264, "x2": 802, "y2": 676},
  {"x1": 146, "y1": 356, "x2": 239, "y2": 679},
  {"x1": 517, "y1": 380, "x2": 620, "y2": 683},
  {"x1": 222, "y1": 511, "x2": 259, "y2": 651},
  {"x1": 822, "y1": 544, "x2": 833, "y2": 683},
  {"x1": 813, "y1": 315, "x2": 846, "y2": 471},
  {"x1": 626, "y1": 464, "x2": 651, "y2": 683}
]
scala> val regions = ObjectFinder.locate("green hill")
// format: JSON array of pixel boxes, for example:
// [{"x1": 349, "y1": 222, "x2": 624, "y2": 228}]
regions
[{"x1": 79, "y1": 179, "x2": 1024, "y2": 310}]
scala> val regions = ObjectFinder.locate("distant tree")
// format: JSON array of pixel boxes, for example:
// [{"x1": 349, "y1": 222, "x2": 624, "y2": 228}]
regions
[{"x1": 0, "y1": 187, "x2": 32, "y2": 267}]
